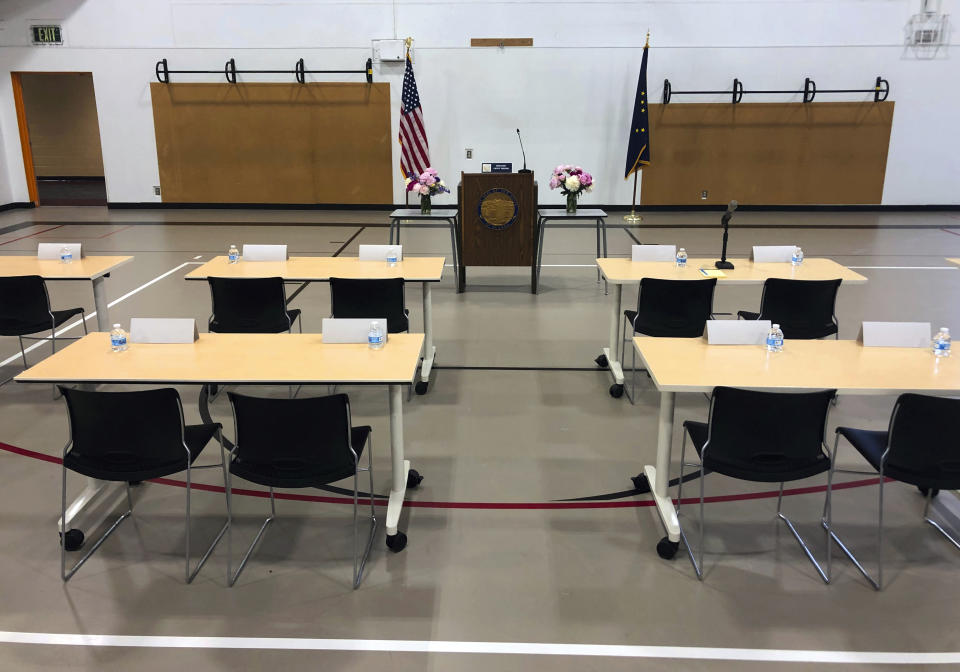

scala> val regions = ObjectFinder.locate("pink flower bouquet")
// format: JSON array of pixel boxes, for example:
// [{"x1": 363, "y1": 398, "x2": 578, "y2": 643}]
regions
[
  {"x1": 549, "y1": 165, "x2": 594, "y2": 213},
  {"x1": 405, "y1": 167, "x2": 451, "y2": 197}
]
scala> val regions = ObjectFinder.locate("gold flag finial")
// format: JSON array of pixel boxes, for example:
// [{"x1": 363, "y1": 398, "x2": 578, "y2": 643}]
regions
[{"x1": 644, "y1": 31, "x2": 650, "y2": 48}]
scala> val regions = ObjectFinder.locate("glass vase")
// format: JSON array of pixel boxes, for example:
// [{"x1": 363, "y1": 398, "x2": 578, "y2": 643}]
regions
[
  {"x1": 420, "y1": 194, "x2": 432, "y2": 215},
  {"x1": 566, "y1": 193, "x2": 578, "y2": 214}
]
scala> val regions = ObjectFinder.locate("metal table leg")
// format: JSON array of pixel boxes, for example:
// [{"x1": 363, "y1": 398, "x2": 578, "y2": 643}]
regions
[
  {"x1": 92, "y1": 276, "x2": 110, "y2": 331},
  {"x1": 646, "y1": 391, "x2": 680, "y2": 546},
  {"x1": 417, "y1": 282, "x2": 435, "y2": 394},
  {"x1": 597, "y1": 283, "x2": 625, "y2": 398},
  {"x1": 536, "y1": 216, "x2": 546, "y2": 292},
  {"x1": 600, "y1": 217, "x2": 608, "y2": 294},
  {"x1": 385, "y1": 383, "x2": 412, "y2": 551},
  {"x1": 59, "y1": 381, "x2": 112, "y2": 540},
  {"x1": 447, "y1": 218, "x2": 459, "y2": 291}
]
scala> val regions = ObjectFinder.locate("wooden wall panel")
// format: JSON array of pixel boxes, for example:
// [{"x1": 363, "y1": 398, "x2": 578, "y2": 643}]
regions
[
  {"x1": 641, "y1": 102, "x2": 894, "y2": 206},
  {"x1": 151, "y1": 82, "x2": 392, "y2": 204}
]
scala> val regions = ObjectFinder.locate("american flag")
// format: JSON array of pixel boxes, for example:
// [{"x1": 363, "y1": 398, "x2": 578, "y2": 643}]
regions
[{"x1": 399, "y1": 52, "x2": 430, "y2": 178}]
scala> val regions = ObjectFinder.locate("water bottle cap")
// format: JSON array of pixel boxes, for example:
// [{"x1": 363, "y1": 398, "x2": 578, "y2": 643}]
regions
[
  {"x1": 371, "y1": 320, "x2": 379, "y2": 327},
  {"x1": 941, "y1": 327, "x2": 950, "y2": 333},
  {"x1": 113, "y1": 323, "x2": 121, "y2": 328},
  {"x1": 772, "y1": 324, "x2": 780, "y2": 329},
  {"x1": 679, "y1": 247, "x2": 685, "y2": 251}
]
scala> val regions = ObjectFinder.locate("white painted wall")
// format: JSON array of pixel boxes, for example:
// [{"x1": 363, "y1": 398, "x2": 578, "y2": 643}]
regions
[{"x1": 0, "y1": 0, "x2": 956, "y2": 206}]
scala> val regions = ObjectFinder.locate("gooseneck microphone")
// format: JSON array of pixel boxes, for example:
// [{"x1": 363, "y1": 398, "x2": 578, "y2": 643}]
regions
[
  {"x1": 516, "y1": 128, "x2": 531, "y2": 173},
  {"x1": 715, "y1": 199, "x2": 738, "y2": 270}
]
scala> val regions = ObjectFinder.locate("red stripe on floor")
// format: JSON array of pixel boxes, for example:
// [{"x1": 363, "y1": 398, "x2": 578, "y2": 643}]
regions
[
  {"x1": 0, "y1": 440, "x2": 887, "y2": 510},
  {"x1": 0, "y1": 225, "x2": 65, "y2": 246}
]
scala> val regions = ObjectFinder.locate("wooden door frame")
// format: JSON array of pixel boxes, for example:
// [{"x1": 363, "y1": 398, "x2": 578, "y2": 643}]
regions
[{"x1": 11, "y1": 73, "x2": 39, "y2": 205}]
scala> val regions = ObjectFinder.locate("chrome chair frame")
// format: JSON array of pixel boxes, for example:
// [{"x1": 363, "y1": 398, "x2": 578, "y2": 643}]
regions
[
  {"x1": 824, "y1": 401, "x2": 960, "y2": 591},
  {"x1": 224, "y1": 410, "x2": 377, "y2": 589},
  {"x1": 60, "y1": 395, "x2": 228, "y2": 583},
  {"x1": 674, "y1": 394, "x2": 834, "y2": 583}
]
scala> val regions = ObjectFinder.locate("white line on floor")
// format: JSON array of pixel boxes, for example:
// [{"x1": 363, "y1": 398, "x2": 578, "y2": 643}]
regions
[
  {"x1": 0, "y1": 261, "x2": 203, "y2": 368},
  {"x1": 0, "y1": 632, "x2": 956, "y2": 664}
]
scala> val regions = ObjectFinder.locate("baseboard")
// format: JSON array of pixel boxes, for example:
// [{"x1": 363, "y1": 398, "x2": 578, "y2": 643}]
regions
[
  {"x1": 108, "y1": 201, "x2": 960, "y2": 212},
  {"x1": 0, "y1": 202, "x2": 36, "y2": 213}
]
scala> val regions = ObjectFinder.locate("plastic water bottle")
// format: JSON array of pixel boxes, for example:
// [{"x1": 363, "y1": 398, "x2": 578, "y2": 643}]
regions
[
  {"x1": 766, "y1": 323, "x2": 784, "y2": 353},
  {"x1": 932, "y1": 327, "x2": 951, "y2": 358},
  {"x1": 386, "y1": 249, "x2": 398, "y2": 267},
  {"x1": 792, "y1": 246, "x2": 804, "y2": 266},
  {"x1": 228, "y1": 244, "x2": 240, "y2": 264},
  {"x1": 368, "y1": 320, "x2": 385, "y2": 350},
  {"x1": 110, "y1": 324, "x2": 128, "y2": 352},
  {"x1": 676, "y1": 247, "x2": 688, "y2": 268},
  {"x1": 60, "y1": 246, "x2": 73, "y2": 264}
]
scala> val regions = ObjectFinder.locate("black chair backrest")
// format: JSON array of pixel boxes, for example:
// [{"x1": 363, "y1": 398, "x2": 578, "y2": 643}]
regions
[
  {"x1": 227, "y1": 392, "x2": 356, "y2": 475},
  {"x1": 330, "y1": 277, "x2": 406, "y2": 333},
  {"x1": 635, "y1": 278, "x2": 717, "y2": 337},
  {"x1": 208, "y1": 277, "x2": 292, "y2": 333},
  {"x1": 886, "y1": 394, "x2": 960, "y2": 489},
  {"x1": 704, "y1": 387, "x2": 836, "y2": 474},
  {"x1": 757, "y1": 278, "x2": 842, "y2": 339},
  {"x1": 0, "y1": 275, "x2": 52, "y2": 333},
  {"x1": 60, "y1": 387, "x2": 187, "y2": 468}
]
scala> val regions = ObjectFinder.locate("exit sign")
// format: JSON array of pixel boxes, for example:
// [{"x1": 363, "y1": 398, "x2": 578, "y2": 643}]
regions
[{"x1": 31, "y1": 25, "x2": 62, "y2": 45}]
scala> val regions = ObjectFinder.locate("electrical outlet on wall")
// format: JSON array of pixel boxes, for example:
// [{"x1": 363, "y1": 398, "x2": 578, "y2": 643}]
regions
[
  {"x1": 465, "y1": 148, "x2": 473, "y2": 159},
  {"x1": 153, "y1": 185, "x2": 161, "y2": 196},
  {"x1": 700, "y1": 190, "x2": 708, "y2": 200}
]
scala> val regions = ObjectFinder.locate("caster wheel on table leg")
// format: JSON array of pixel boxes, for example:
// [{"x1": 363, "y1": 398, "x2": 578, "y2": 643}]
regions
[
  {"x1": 656, "y1": 536, "x2": 679, "y2": 560},
  {"x1": 407, "y1": 469, "x2": 424, "y2": 489},
  {"x1": 61, "y1": 529, "x2": 84, "y2": 552},
  {"x1": 386, "y1": 531, "x2": 407, "y2": 553},
  {"x1": 919, "y1": 486, "x2": 940, "y2": 498},
  {"x1": 415, "y1": 381, "x2": 429, "y2": 395},
  {"x1": 595, "y1": 354, "x2": 608, "y2": 368},
  {"x1": 609, "y1": 384, "x2": 624, "y2": 398},
  {"x1": 630, "y1": 473, "x2": 648, "y2": 491}
]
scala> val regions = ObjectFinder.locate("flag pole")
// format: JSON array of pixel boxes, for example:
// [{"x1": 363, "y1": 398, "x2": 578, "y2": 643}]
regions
[{"x1": 624, "y1": 170, "x2": 642, "y2": 223}]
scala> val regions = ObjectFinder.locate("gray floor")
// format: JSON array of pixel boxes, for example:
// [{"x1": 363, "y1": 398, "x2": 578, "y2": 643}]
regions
[{"x1": 0, "y1": 206, "x2": 959, "y2": 670}]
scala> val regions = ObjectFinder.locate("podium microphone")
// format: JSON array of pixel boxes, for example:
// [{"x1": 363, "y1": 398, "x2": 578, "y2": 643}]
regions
[
  {"x1": 516, "y1": 128, "x2": 532, "y2": 173},
  {"x1": 715, "y1": 199, "x2": 738, "y2": 270}
]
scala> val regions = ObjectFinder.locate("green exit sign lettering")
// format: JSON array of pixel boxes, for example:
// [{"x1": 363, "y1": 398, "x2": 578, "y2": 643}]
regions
[{"x1": 31, "y1": 25, "x2": 62, "y2": 45}]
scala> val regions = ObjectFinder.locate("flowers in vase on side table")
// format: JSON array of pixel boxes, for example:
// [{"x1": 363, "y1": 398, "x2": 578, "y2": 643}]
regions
[
  {"x1": 549, "y1": 165, "x2": 594, "y2": 213},
  {"x1": 406, "y1": 168, "x2": 450, "y2": 215}
]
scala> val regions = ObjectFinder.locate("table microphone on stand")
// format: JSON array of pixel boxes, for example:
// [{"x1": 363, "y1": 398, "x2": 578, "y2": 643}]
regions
[
  {"x1": 715, "y1": 199, "x2": 738, "y2": 270},
  {"x1": 516, "y1": 128, "x2": 532, "y2": 174}
]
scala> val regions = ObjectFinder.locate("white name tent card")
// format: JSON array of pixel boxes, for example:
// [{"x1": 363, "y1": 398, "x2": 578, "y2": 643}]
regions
[
  {"x1": 859, "y1": 321, "x2": 931, "y2": 348},
  {"x1": 751, "y1": 246, "x2": 797, "y2": 263},
  {"x1": 129, "y1": 318, "x2": 199, "y2": 344},
  {"x1": 358, "y1": 244, "x2": 403, "y2": 261},
  {"x1": 706, "y1": 319, "x2": 772, "y2": 345},
  {"x1": 632, "y1": 245, "x2": 677, "y2": 262},
  {"x1": 38, "y1": 243, "x2": 82, "y2": 260},
  {"x1": 322, "y1": 318, "x2": 388, "y2": 344},
  {"x1": 241, "y1": 244, "x2": 288, "y2": 261}
]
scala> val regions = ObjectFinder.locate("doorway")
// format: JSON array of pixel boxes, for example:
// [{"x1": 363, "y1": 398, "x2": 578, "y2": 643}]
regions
[{"x1": 12, "y1": 72, "x2": 107, "y2": 206}]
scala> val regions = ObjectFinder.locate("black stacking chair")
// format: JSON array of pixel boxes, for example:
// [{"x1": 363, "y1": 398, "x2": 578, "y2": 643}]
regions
[
  {"x1": 676, "y1": 386, "x2": 837, "y2": 582},
  {"x1": 0, "y1": 275, "x2": 87, "y2": 383},
  {"x1": 620, "y1": 278, "x2": 717, "y2": 402},
  {"x1": 329, "y1": 277, "x2": 409, "y2": 334},
  {"x1": 58, "y1": 387, "x2": 227, "y2": 582},
  {"x1": 207, "y1": 277, "x2": 301, "y2": 334},
  {"x1": 828, "y1": 394, "x2": 960, "y2": 590},
  {"x1": 225, "y1": 392, "x2": 376, "y2": 589},
  {"x1": 737, "y1": 278, "x2": 842, "y2": 339}
]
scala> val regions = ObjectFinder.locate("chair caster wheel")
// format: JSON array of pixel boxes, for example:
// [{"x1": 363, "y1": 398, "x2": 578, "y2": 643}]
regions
[
  {"x1": 609, "y1": 384, "x2": 624, "y2": 398},
  {"x1": 407, "y1": 469, "x2": 424, "y2": 489},
  {"x1": 630, "y1": 473, "x2": 648, "y2": 490},
  {"x1": 595, "y1": 354, "x2": 608, "y2": 368},
  {"x1": 61, "y1": 529, "x2": 84, "y2": 552},
  {"x1": 415, "y1": 381, "x2": 428, "y2": 395},
  {"x1": 656, "y1": 537, "x2": 679, "y2": 560},
  {"x1": 386, "y1": 531, "x2": 407, "y2": 553},
  {"x1": 919, "y1": 486, "x2": 940, "y2": 498}
]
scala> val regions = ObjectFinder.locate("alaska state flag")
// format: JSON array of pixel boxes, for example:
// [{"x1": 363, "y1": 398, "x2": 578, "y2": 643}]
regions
[{"x1": 624, "y1": 42, "x2": 651, "y2": 178}]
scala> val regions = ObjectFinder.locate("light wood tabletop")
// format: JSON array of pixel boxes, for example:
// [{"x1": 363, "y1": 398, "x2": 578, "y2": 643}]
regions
[
  {"x1": 633, "y1": 337, "x2": 960, "y2": 394},
  {"x1": 184, "y1": 256, "x2": 445, "y2": 282},
  {"x1": 0, "y1": 255, "x2": 133, "y2": 280},
  {"x1": 598, "y1": 258, "x2": 867, "y2": 284},
  {"x1": 946, "y1": 258, "x2": 960, "y2": 267},
  {"x1": 15, "y1": 332, "x2": 425, "y2": 385}
]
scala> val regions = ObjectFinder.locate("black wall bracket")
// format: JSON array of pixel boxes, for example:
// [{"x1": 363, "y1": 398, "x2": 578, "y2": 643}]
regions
[
  {"x1": 662, "y1": 75, "x2": 889, "y2": 104},
  {"x1": 155, "y1": 57, "x2": 374, "y2": 84}
]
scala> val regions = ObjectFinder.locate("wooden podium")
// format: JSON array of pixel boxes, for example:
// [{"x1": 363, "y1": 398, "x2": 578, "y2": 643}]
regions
[{"x1": 458, "y1": 171, "x2": 538, "y2": 293}]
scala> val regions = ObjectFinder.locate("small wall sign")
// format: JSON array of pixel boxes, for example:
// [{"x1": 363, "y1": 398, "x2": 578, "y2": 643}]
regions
[{"x1": 31, "y1": 25, "x2": 63, "y2": 45}]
